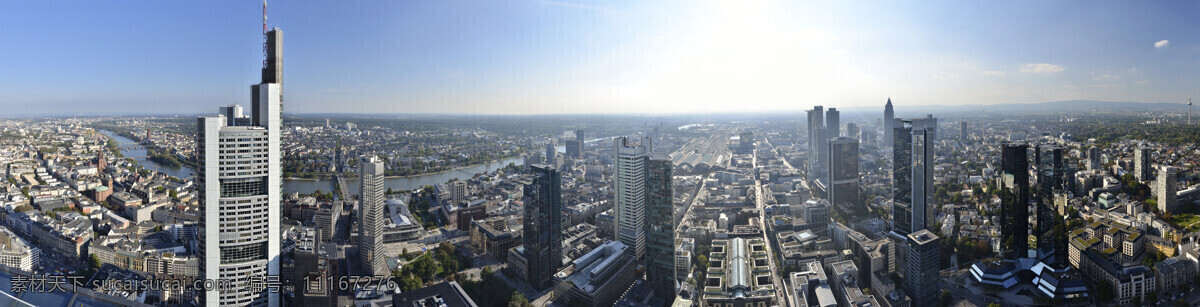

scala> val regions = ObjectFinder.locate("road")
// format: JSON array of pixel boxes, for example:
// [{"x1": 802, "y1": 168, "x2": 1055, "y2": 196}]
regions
[
  {"x1": 675, "y1": 174, "x2": 710, "y2": 234},
  {"x1": 751, "y1": 146, "x2": 786, "y2": 305}
]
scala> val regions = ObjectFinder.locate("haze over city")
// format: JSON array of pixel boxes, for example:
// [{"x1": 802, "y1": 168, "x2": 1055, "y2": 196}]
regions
[
  {"x1": 3, "y1": 0, "x2": 1200, "y2": 114},
  {"x1": 4, "y1": 2, "x2": 1200, "y2": 307}
]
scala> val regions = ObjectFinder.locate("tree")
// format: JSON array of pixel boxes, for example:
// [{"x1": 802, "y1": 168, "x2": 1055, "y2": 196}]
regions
[
  {"x1": 507, "y1": 291, "x2": 532, "y2": 307},
  {"x1": 88, "y1": 254, "x2": 101, "y2": 270},
  {"x1": 940, "y1": 289, "x2": 952, "y2": 307},
  {"x1": 400, "y1": 274, "x2": 423, "y2": 291}
]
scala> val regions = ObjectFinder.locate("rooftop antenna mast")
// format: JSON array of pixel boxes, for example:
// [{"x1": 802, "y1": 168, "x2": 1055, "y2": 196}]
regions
[{"x1": 262, "y1": 0, "x2": 268, "y2": 68}]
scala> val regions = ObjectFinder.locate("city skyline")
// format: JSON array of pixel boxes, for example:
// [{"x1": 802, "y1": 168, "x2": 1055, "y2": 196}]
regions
[{"x1": 3, "y1": 1, "x2": 1200, "y2": 114}]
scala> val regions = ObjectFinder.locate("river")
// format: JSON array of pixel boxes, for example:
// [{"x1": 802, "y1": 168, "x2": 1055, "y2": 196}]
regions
[
  {"x1": 285, "y1": 136, "x2": 618, "y2": 194},
  {"x1": 282, "y1": 157, "x2": 525, "y2": 194},
  {"x1": 103, "y1": 129, "x2": 612, "y2": 195},
  {"x1": 99, "y1": 130, "x2": 196, "y2": 179}
]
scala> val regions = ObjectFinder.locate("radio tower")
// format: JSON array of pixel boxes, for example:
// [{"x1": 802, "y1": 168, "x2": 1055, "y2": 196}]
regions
[{"x1": 1180, "y1": 96, "x2": 1190, "y2": 124}]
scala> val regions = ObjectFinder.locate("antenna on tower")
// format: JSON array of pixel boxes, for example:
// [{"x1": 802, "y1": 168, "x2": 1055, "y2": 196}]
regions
[{"x1": 262, "y1": 0, "x2": 268, "y2": 68}]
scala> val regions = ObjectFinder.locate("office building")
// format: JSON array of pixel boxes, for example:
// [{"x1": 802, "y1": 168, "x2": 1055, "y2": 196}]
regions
[
  {"x1": 553, "y1": 241, "x2": 638, "y2": 307},
  {"x1": 904, "y1": 230, "x2": 940, "y2": 307},
  {"x1": 614, "y1": 136, "x2": 652, "y2": 258},
  {"x1": 546, "y1": 140, "x2": 557, "y2": 165},
  {"x1": 999, "y1": 143, "x2": 1030, "y2": 258},
  {"x1": 1155, "y1": 166, "x2": 1178, "y2": 214},
  {"x1": 644, "y1": 153, "x2": 675, "y2": 302},
  {"x1": 846, "y1": 123, "x2": 859, "y2": 140},
  {"x1": 1134, "y1": 147, "x2": 1152, "y2": 182},
  {"x1": 0, "y1": 227, "x2": 38, "y2": 272},
  {"x1": 959, "y1": 121, "x2": 967, "y2": 140},
  {"x1": 359, "y1": 156, "x2": 386, "y2": 276},
  {"x1": 828, "y1": 137, "x2": 859, "y2": 211},
  {"x1": 1087, "y1": 147, "x2": 1101, "y2": 171},
  {"x1": 807, "y1": 106, "x2": 827, "y2": 181},
  {"x1": 450, "y1": 180, "x2": 466, "y2": 207},
  {"x1": 1034, "y1": 145, "x2": 1069, "y2": 267},
  {"x1": 884, "y1": 98, "x2": 894, "y2": 148},
  {"x1": 197, "y1": 26, "x2": 282, "y2": 306},
  {"x1": 293, "y1": 243, "x2": 344, "y2": 306},
  {"x1": 826, "y1": 108, "x2": 841, "y2": 138},
  {"x1": 523, "y1": 164, "x2": 562, "y2": 289},
  {"x1": 565, "y1": 140, "x2": 581, "y2": 159},
  {"x1": 391, "y1": 281, "x2": 478, "y2": 307},
  {"x1": 892, "y1": 116, "x2": 936, "y2": 235}
]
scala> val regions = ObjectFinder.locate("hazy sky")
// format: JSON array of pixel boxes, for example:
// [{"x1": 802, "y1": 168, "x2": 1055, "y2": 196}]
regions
[{"x1": 2, "y1": 0, "x2": 1199, "y2": 115}]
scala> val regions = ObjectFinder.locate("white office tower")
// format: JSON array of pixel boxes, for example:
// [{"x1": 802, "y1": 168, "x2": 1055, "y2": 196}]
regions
[
  {"x1": 359, "y1": 156, "x2": 387, "y2": 276},
  {"x1": 197, "y1": 28, "x2": 282, "y2": 307},
  {"x1": 614, "y1": 136, "x2": 651, "y2": 258}
]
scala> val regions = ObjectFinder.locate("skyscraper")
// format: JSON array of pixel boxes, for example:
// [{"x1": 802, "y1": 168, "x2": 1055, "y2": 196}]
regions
[
  {"x1": 1033, "y1": 145, "x2": 1069, "y2": 267},
  {"x1": 884, "y1": 98, "x2": 894, "y2": 148},
  {"x1": 450, "y1": 180, "x2": 466, "y2": 207},
  {"x1": 826, "y1": 107, "x2": 841, "y2": 138},
  {"x1": 1155, "y1": 166, "x2": 1178, "y2": 214},
  {"x1": 828, "y1": 137, "x2": 860, "y2": 211},
  {"x1": 614, "y1": 136, "x2": 652, "y2": 258},
  {"x1": 644, "y1": 153, "x2": 676, "y2": 302},
  {"x1": 1086, "y1": 147, "x2": 1101, "y2": 171},
  {"x1": 1134, "y1": 147, "x2": 1152, "y2": 182},
  {"x1": 545, "y1": 140, "x2": 557, "y2": 166},
  {"x1": 892, "y1": 116, "x2": 936, "y2": 235},
  {"x1": 806, "y1": 106, "x2": 827, "y2": 181},
  {"x1": 198, "y1": 27, "x2": 282, "y2": 307},
  {"x1": 959, "y1": 121, "x2": 968, "y2": 140},
  {"x1": 359, "y1": 156, "x2": 386, "y2": 276},
  {"x1": 999, "y1": 143, "x2": 1030, "y2": 258},
  {"x1": 523, "y1": 164, "x2": 562, "y2": 289},
  {"x1": 904, "y1": 229, "x2": 941, "y2": 307}
]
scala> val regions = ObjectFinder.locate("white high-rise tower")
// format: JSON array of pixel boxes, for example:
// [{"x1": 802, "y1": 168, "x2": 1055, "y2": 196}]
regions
[
  {"x1": 614, "y1": 136, "x2": 651, "y2": 258},
  {"x1": 359, "y1": 156, "x2": 387, "y2": 276},
  {"x1": 197, "y1": 7, "x2": 282, "y2": 304}
]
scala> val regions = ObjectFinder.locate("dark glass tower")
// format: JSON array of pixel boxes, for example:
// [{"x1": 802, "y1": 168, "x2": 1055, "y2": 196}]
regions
[
  {"x1": 999, "y1": 143, "x2": 1030, "y2": 258},
  {"x1": 892, "y1": 119, "x2": 913, "y2": 235},
  {"x1": 522, "y1": 164, "x2": 562, "y2": 289},
  {"x1": 644, "y1": 154, "x2": 676, "y2": 302},
  {"x1": 829, "y1": 137, "x2": 860, "y2": 210},
  {"x1": 1034, "y1": 145, "x2": 1069, "y2": 266}
]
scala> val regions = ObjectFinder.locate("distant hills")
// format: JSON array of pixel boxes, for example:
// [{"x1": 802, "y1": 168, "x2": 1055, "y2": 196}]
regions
[{"x1": 894, "y1": 100, "x2": 1190, "y2": 114}]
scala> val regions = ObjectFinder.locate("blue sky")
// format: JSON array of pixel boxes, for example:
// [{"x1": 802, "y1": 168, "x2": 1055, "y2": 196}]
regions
[{"x1": 2, "y1": 0, "x2": 1198, "y2": 115}]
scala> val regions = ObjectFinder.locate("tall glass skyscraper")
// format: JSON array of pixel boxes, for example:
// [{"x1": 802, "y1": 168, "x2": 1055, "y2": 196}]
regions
[
  {"x1": 523, "y1": 164, "x2": 562, "y2": 289},
  {"x1": 644, "y1": 153, "x2": 676, "y2": 302},
  {"x1": 892, "y1": 116, "x2": 936, "y2": 235},
  {"x1": 999, "y1": 143, "x2": 1030, "y2": 258},
  {"x1": 828, "y1": 137, "x2": 859, "y2": 210},
  {"x1": 197, "y1": 27, "x2": 282, "y2": 307}
]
